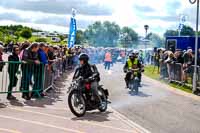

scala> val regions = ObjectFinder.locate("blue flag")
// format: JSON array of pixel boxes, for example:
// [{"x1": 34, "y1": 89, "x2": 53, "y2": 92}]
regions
[{"x1": 68, "y1": 17, "x2": 77, "y2": 48}]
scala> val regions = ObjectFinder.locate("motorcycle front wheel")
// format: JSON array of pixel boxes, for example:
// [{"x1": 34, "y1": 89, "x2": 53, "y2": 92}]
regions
[{"x1": 68, "y1": 90, "x2": 86, "y2": 117}]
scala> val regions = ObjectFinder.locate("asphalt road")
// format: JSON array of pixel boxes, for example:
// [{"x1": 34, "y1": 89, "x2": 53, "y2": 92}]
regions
[
  {"x1": 0, "y1": 62, "x2": 200, "y2": 133},
  {"x1": 99, "y1": 63, "x2": 200, "y2": 133},
  {"x1": 0, "y1": 65, "x2": 148, "y2": 133}
]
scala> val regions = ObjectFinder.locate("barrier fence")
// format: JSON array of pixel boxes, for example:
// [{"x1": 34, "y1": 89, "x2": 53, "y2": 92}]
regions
[
  {"x1": 0, "y1": 58, "x2": 66, "y2": 97},
  {"x1": 159, "y1": 62, "x2": 200, "y2": 90},
  {"x1": 0, "y1": 61, "x2": 44, "y2": 97}
]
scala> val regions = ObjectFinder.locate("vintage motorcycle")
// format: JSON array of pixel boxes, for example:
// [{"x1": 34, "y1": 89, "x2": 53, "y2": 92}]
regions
[
  {"x1": 67, "y1": 76, "x2": 109, "y2": 117},
  {"x1": 128, "y1": 68, "x2": 140, "y2": 95}
]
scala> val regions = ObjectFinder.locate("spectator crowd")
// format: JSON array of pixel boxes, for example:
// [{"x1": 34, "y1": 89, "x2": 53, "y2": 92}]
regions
[
  {"x1": 0, "y1": 41, "x2": 129, "y2": 100},
  {"x1": 0, "y1": 41, "x2": 85, "y2": 100},
  {"x1": 152, "y1": 47, "x2": 200, "y2": 89}
]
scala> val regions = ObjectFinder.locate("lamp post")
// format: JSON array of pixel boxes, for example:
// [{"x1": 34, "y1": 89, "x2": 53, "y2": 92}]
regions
[
  {"x1": 144, "y1": 25, "x2": 149, "y2": 64},
  {"x1": 189, "y1": 0, "x2": 199, "y2": 93}
]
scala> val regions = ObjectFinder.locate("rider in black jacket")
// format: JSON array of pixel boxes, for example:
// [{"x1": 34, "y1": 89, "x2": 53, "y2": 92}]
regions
[{"x1": 73, "y1": 53, "x2": 102, "y2": 105}]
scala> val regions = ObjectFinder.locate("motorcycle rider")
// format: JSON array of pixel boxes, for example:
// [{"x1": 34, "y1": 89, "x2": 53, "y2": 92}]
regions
[
  {"x1": 73, "y1": 53, "x2": 103, "y2": 106},
  {"x1": 124, "y1": 52, "x2": 142, "y2": 88}
]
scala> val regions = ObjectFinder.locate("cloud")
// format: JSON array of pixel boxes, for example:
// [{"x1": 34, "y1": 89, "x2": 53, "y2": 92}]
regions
[
  {"x1": 0, "y1": 6, "x2": 97, "y2": 28},
  {"x1": 0, "y1": 20, "x2": 69, "y2": 33},
  {"x1": 0, "y1": 0, "x2": 112, "y2": 16},
  {"x1": 0, "y1": 0, "x2": 198, "y2": 36},
  {"x1": 166, "y1": 1, "x2": 182, "y2": 14},
  {"x1": 133, "y1": 5, "x2": 155, "y2": 13}
]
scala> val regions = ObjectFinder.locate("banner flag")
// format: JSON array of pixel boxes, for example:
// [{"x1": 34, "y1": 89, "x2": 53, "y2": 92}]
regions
[{"x1": 68, "y1": 9, "x2": 77, "y2": 48}]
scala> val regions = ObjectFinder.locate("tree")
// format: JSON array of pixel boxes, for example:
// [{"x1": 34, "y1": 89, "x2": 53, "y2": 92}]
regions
[
  {"x1": 20, "y1": 28, "x2": 32, "y2": 39},
  {"x1": 0, "y1": 31, "x2": 4, "y2": 42},
  {"x1": 120, "y1": 27, "x2": 138, "y2": 48},
  {"x1": 164, "y1": 30, "x2": 178, "y2": 37},
  {"x1": 180, "y1": 25, "x2": 195, "y2": 36},
  {"x1": 58, "y1": 35, "x2": 65, "y2": 41},
  {"x1": 76, "y1": 30, "x2": 84, "y2": 45},
  {"x1": 147, "y1": 33, "x2": 164, "y2": 47},
  {"x1": 35, "y1": 38, "x2": 47, "y2": 43},
  {"x1": 84, "y1": 21, "x2": 121, "y2": 47},
  {"x1": 4, "y1": 35, "x2": 16, "y2": 44},
  {"x1": 164, "y1": 25, "x2": 195, "y2": 37},
  {"x1": 14, "y1": 31, "x2": 21, "y2": 40}
]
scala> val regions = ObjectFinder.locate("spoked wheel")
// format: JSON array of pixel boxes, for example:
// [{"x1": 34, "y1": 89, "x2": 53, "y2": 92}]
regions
[
  {"x1": 98, "y1": 88, "x2": 108, "y2": 112},
  {"x1": 68, "y1": 90, "x2": 86, "y2": 117}
]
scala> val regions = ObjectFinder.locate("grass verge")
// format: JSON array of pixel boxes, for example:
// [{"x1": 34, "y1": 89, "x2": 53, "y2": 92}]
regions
[{"x1": 144, "y1": 65, "x2": 192, "y2": 93}]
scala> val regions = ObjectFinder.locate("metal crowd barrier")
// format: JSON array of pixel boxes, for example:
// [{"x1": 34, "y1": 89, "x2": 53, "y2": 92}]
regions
[
  {"x1": 160, "y1": 63, "x2": 184, "y2": 83},
  {"x1": 159, "y1": 62, "x2": 200, "y2": 91},
  {"x1": 43, "y1": 58, "x2": 63, "y2": 92},
  {"x1": 160, "y1": 62, "x2": 168, "y2": 79},
  {"x1": 169, "y1": 63, "x2": 183, "y2": 83},
  {"x1": 0, "y1": 55, "x2": 79, "y2": 97},
  {"x1": 0, "y1": 61, "x2": 44, "y2": 97}
]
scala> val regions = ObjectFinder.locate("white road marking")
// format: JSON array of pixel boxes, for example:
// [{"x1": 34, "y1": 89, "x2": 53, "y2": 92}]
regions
[
  {"x1": 5, "y1": 105, "x2": 119, "y2": 121},
  {"x1": 109, "y1": 107, "x2": 151, "y2": 133},
  {"x1": 0, "y1": 115, "x2": 85, "y2": 133},
  {"x1": 0, "y1": 128, "x2": 22, "y2": 133},
  {"x1": 9, "y1": 107, "x2": 135, "y2": 133}
]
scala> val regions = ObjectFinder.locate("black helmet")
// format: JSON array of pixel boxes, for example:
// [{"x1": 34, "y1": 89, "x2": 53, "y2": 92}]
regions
[{"x1": 79, "y1": 53, "x2": 89, "y2": 62}]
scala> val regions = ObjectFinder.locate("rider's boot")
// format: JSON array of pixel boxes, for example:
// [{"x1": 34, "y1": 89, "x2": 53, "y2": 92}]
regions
[{"x1": 125, "y1": 79, "x2": 129, "y2": 89}]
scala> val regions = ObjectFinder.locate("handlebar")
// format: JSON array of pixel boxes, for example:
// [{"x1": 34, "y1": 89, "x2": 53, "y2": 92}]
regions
[{"x1": 128, "y1": 68, "x2": 140, "y2": 72}]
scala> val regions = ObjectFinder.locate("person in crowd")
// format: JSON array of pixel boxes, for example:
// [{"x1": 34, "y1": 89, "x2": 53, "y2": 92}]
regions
[
  {"x1": 183, "y1": 48, "x2": 194, "y2": 83},
  {"x1": 174, "y1": 49, "x2": 184, "y2": 64},
  {"x1": 48, "y1": 46, "x2": 55, "y2": 63},
  {"x1": 19, "y1": 42, "x2": 30, "y2": 60},
  {"x1": 7, "y1": 41, "x2": 14, "y2": 53},
  {"x1": 38, "y1": 43, "x2": 48, "y2": 64},
  {"x1": 67, "y1": 48, "x2": 74, "y2": 69},
  {"x1": 7, "y1": 45, "x2": 20, "y2": 100},
  {"x1": 139, "y1": 50, "x2": 144, "y2": 64},
  {"x1": 104, "y1": 50, "x2": 112, "y2": 70},
  {"x1": 173, "y1": 49, "x2": 184, "y2": 81},
  {"x1": 31, "y1": 43, "x2": 48, "y2": 98},
  {"x1": 154, "y1": 49, "x2": 161, "y2": 70},
  {"x1": 0, "y1": 45, "x2": 4, "y2": 72},
  {"x1": 120, "y1": 50, "x2": 126, "y2": 64},
  {"x1": 62, "y1": 47, "x2": 68, "y2": 72},
  {"x1": 21, "y1": 43, "x2": 40, "y2": 100},
  {"x1": 165, "y1": 51, "x2": 176, "y2": 81}
]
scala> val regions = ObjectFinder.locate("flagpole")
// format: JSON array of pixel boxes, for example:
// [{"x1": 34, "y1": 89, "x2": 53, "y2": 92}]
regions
[{"x1": 189, "y1": 0, "x2": 199, "y2": 93}]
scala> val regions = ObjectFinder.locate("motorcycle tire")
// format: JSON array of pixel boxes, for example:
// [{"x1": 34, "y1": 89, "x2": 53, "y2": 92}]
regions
[
  {"x1": 98, "y1": 88, "x2": 108, "y2": 112},
  {"x1": 68, "y1": 90, "x2": 86, "y2": 117},
  {"x1": 134, "y1": 79, "x2": 139, "y2": 95}
]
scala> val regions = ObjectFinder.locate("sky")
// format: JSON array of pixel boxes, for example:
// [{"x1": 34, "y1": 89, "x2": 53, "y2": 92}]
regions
[{"x1": 0, "y1": 0, "x2": 197, "y2": 36}]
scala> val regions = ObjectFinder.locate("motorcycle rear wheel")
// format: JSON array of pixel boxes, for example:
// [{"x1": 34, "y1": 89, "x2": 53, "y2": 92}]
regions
[{"x1": 98, "y1": 88, "x2": 108, "y2": 112}]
